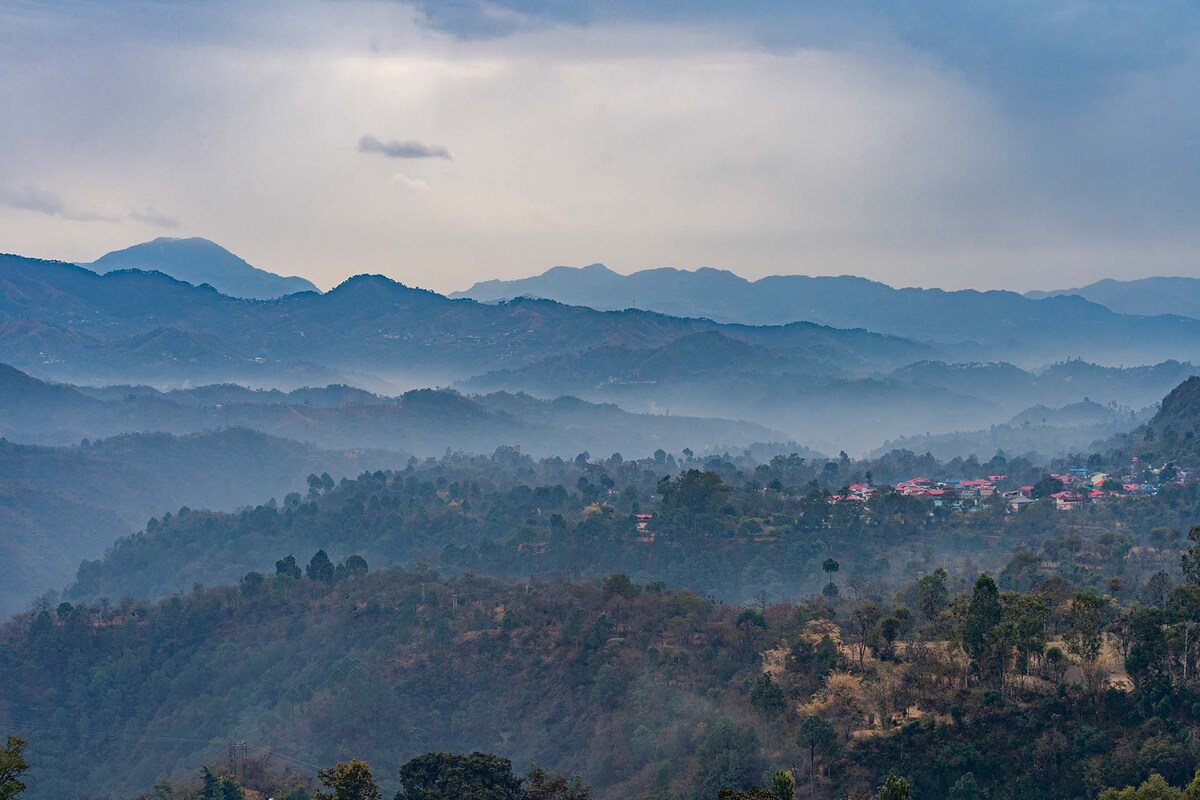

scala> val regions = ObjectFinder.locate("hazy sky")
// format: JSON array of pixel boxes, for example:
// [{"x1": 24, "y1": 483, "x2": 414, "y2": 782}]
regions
[{"x1": 1, "y1": 0, "x2": 1198, "y2": 294}]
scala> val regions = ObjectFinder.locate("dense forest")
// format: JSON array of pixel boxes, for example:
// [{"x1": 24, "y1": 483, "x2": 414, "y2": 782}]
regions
[{"x1": 7, "y1": 543, "x2": 1200, "y2": 799}]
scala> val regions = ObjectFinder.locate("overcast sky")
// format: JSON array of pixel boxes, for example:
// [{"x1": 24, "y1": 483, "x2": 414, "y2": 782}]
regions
[{"x1": 1, "y1": 0, "x2": 1198, "y2": 293}]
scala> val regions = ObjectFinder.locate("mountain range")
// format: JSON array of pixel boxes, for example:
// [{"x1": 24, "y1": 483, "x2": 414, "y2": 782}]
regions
[
  {"x1": 79, "y1": 236, "x2": 319, "y2": 299},
  {"x1": 5, "y1": 247, "x2": 1198, "y2": 451},
  {"x1": 454, "y1": 263, "x2": 1200, "y2": 365},
  {"x1": 0, "y1": 252, "x2": 932, "y2": 390}
]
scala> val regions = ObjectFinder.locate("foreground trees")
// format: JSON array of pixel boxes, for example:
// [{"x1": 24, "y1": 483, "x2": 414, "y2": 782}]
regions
[
  {"x1": 12, "y1": 562, "x2": 1200, "y2": 800},
  {"x1": 316, "y1": 759, "x2": 380, "y2": 800},
  {"x1": 1098, "y1": 772, "x2": 1200, "y2": 799},
  {"x1": 0, "y1": 738, "x2": 28, "y2": 800}
]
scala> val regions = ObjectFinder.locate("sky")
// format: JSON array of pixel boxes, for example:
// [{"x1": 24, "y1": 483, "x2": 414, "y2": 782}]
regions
[{"x1": 0, "y1": 0, "x2": 1198, "y2": 294}]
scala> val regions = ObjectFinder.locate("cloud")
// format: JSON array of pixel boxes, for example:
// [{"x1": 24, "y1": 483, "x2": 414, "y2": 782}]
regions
[
  {"x1": 1, "y1": 1, "x2": 1199, "y2": 293},
  {"x1": 0, "y1": 184, "x2": 178, "y2": 227},
  {"x1": 129, "y1": 208, "x2": 181, "y2": 228},
  {"x1": 358, "y1": 134, "x2": 451, "y2": 160},
  {"x1": 0, "y1": 185, "x2": 122, "y2": 222},
  {"x1": 391, "y1": 173, "x2": 432, "y2": 192},
  {"x1": 407, "y1": 0, "x2": 1200, "y2": 108}
]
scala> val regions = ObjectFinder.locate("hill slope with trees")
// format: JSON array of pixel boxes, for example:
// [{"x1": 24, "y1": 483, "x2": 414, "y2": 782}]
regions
[{"x1": 7, "y1": 561, "x2": 1200, "y2": 800}]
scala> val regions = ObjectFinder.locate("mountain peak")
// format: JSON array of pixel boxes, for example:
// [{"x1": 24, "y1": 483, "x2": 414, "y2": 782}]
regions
[{"x1": 82, "y1": 237, "x2": 319, "y2": 300}]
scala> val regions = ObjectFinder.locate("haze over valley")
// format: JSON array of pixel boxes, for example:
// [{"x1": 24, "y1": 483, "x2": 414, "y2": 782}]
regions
[{"x1": 5, "y1": 3, "x2": 1200, "y2": 800}]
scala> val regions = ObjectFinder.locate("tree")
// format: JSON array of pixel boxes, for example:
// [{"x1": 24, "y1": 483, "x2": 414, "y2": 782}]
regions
[
  {"x1": 917, "y1": 568, "x2": 950, "y2": 624},
  {"x1": 1182, "y1": 525, "x2": 1200, "y2": 585},
  {"x1": 1030, "y1": 475, "x2": 1064, "y2": 500},
  {"x1": 873, "y1": 775, "x2": 912, "y2": 800},
  {"x1": 240, "y1": 571, "x2": 265, "y2": 597},
  {"x1": 525, "y1": 765, "x2": 591, "y2": 800},
  {"x1": 285, "y1": 682, "x2": 314, "y2": 723},
  {"x1": 1064, "y1": 592, "x2": 1105, "y2": 663},
  {"x1": 200, "y1": 768, "x2": 245, "y2": 800},
  {"x1": 0, "y1": 737, "x2": 28, "y2": 800},
  {"x1": 876, "y1": 615, "x2": 905, "y2": 661},
  {"x1": 1168, "y1": 584, "x2": 1200, "y2": 684},
  {"x1": 395, "y1": 752, "x2": 524, "y2": 800},
  {"x1": 275, "y1": 555, "x2": 302, "y2": 580},
  {"x1": 1097, "y1": 772, "x2": 1195, "y2": 800},
  {"x1": 963, "y1": 574, "x2": 1002, "y2": 675},
  {"x1": 344, "y1": 555, "x2": 369, "y2": 578},
  {"x1": 769, "y1": 769, "x2": 795, "y2": 800},
  {"x1": 307, "y1": 550, "x2": 335, "y2": 583},
  {"x1": 748, "y1": 673, "x2": 786, "y2": 717},
  {"x1": 315, "y1": 759, "x2": 380, "y2": 800},
  {"x1": 794, "y1": 715, "x2": 836, "y2": 795},
  {"x1": 658, "y1": 470, "x2": 731, "y2": 515},
  {"x1": 590, "y1": 664, "x2": 626, "y2": 710},
  {"x1": 852, "y1": 601, "x2": 882, "y2": 667},
  {"x1": 1044, "y1": 645, "x2": 1068, "y2": 683},
  {"x1": 693, "y1": 719, "x2": 760, "y2": 800},
  {"x1": 1001, "y1": 592, "x2": 1048, "y2": 675}
]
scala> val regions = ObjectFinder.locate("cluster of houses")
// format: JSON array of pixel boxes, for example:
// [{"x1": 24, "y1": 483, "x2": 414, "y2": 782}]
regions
[
  {"x1": 827, "y1": 476, "x2": 1005, "y2": 512},
  {"x1": 823, "y1": 460, "x2": 1199, "y2": 513}
]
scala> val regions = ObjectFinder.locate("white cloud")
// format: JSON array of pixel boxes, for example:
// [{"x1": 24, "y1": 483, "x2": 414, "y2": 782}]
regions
[
  {"x1": 391, "y1": 173, "x2": 433, "y2": 192},
  {"x1": 0, "y1": 183, "x2": 177, "y2": 227}
]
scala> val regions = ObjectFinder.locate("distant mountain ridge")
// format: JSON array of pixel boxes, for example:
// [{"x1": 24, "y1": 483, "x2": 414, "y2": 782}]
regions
[
  {"x1": 0, "y1": 252, "x2": 932, "y2": 388},
  {"x1": 80, "y1": 237, "x2": 319, "y2": 299},
  {"x1": 454, "y1": 263, "x2": 1200, "y2": 365},
  {"x1": 1027, "y1": 277, "x2": 1200, "y2": 319}
]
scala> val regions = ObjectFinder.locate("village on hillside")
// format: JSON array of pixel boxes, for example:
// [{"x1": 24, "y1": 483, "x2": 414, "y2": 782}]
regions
[{"x1": 825, "y1": 457, "x2": 1193, "y2": 513}]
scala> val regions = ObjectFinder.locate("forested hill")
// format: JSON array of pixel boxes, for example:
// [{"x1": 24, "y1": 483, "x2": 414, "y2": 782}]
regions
[
  {"x1": 1144, "y1": 377, "x2": 1200, "y2": 458},
  {"x1": 64, "y1": 434, "x2": 1200, "y2": 611},
  {"x1": 9, "y1": 564, "x2": 1200, "y2": 800},
  {"x1": 1108, "y1": 376, "x2": 1200, "y2": 464}
]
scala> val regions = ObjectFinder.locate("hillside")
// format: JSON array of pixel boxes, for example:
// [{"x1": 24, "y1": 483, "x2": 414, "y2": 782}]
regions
[
  {"x1": 1116, "y1": 375, "x2": 1200, "y2": 464},
  {"x1": 1028, "y1": 276, "x2": 1200, "y2": 319},
  {"x1": 81, "y1": 237, "x2": 319, "y2": 299},
  {"x1": 0, "y1": 428, "x2": 398, "y2": 615},
  {"x1": 64, "y1": 431, "x2": 1200, "y2": 611},
  {"x1": 10, "y1": 571, "x2": 803, "y2": 800},
  {"x1": 9, "y1": 565, "x2": 1200, "y2": 800},
  {"x1": 453, "y1": 263, "x2": 1200, "y2": 365}
]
